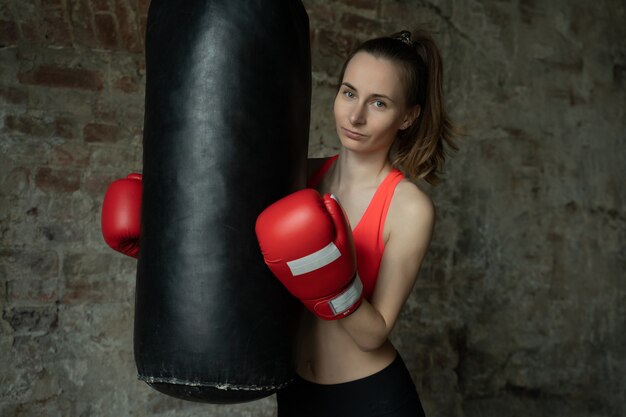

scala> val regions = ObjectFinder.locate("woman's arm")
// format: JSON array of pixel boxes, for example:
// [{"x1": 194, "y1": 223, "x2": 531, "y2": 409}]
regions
[{"x1": 338, "y1": 181, "x2": 435, "y2": 351}]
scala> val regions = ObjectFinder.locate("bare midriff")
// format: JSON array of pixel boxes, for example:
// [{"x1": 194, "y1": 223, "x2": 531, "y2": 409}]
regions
[{"x1": 294, "y1": 309, "x2": 397, "y2": 384}]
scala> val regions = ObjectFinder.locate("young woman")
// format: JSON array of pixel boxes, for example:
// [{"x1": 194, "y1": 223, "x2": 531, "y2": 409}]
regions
[{"x1": 257, "y1": 29, "x2": 457, "y2": 416}]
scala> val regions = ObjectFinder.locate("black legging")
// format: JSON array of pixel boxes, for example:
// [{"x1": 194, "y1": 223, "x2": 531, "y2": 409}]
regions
[{"x1": 277, "y1": 352, "x2": 426, "y2": 417}]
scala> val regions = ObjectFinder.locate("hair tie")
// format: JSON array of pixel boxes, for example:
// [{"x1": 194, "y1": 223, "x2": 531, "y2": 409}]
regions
[{"x1": 393, "y1": 30, "x2": 413, "y2": 47}]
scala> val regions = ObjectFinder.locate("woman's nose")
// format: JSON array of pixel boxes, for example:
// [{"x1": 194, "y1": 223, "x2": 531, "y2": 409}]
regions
[{"x1": 349, "y1": 104, "x2": 366, "y2": 125}]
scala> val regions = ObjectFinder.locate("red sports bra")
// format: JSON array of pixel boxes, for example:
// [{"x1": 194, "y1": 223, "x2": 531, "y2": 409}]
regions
[{"x1": 307, "y1": 155, "x2": 405, "y2": 300}]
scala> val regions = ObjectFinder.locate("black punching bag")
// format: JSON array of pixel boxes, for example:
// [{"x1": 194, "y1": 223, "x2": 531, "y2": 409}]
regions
[{"x1": 135, "y1": 0, "x2": 310, "y2": 403}]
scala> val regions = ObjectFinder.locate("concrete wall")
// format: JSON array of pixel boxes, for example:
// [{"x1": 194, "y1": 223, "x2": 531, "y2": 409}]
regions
[{"x1": 1, "y1": 0, "x2": 624, "y2": 416}]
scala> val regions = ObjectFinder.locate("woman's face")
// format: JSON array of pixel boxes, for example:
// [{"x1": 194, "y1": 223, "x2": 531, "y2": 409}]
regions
[{"x1": 334, "y1": 52, "x2": 416, "y2": 155}]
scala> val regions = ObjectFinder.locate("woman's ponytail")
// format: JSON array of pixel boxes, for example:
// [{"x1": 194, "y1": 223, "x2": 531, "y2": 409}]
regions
[{"x1": 392, "y1": 30, "x2": 458, "y2": 185}]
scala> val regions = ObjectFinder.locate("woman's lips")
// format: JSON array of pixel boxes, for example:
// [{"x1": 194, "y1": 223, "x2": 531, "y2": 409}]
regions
[{"x1": 341, "y1": 127, "x2": 366, "y2": 140}]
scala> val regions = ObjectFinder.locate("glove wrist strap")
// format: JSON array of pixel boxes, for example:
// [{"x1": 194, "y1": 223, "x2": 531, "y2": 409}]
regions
[{"x1": 302, "y1": 276, "x2": 363, "y2": 320}]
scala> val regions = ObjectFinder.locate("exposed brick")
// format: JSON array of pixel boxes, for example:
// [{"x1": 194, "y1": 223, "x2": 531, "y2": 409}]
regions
[
  {"x1": 0, "y1": 279, "x2": 5, "y2": 305},
  {"x1": 316, "y1": 28, "x2": 357, "y2": 59},
  {"x1": 42, "y1": 7, "x2": 73, "y2": 47},
  {"x1": 62, "y1": 256, "x2": 127, "y2": 302},
  {"x1": 0, "y1": 19, "x2": 19, "y2": 46},
  {"x1": 47, "y1": 142, "x2": 91, "y2": 166},
  {"x1": 68, "y1": 0, "x2": 98, "y2": 48},
  {"x1": 89, "y1": 144, "x2": 141, "y2": 168},
  {"x1": 7, "y1": 279, "x2": 58, "y2": 304},
  {"x1": 4, "y1": 115, "x2": 55, "y2": 137},
  {"x1": 0, "y1": 6, "x2": 10, "y2": 20},
  {"x1": 114, "y1": 75, "x2": 139, "y2": 93},
  {"x1": 35, "y1": 167, "x2": 81, "y2": 193},
  {"x1": 3, "y1": 167, "x2": 31, "y2": 192},
  {"x1": 94, "y1": 12, "x2": 119, "y2": 49},
  {"x1": 0, "y1": 249, "x2": 59, "y2": 281},
  {"x1": 0, "y1": 86, "x2": 28, "y2": 105},
  {"x1": 132, "y1": 127, "x2": 143, "y2": 144},
  {"x1": 413, "y1": 348, "x2": 433, "y2": 373},
  {"x1": 54, "y1": 116, "x2": 77, "y2": 139},
  {"x1": 92, "y1": 0, "x2": 112, "y2": 12},
  {"x1": 538, "y1": 57, "x2": 584, "y2": 74},
  {"x1": 36, "y1": 219, "x2": 83, "y2": 243},
  {"x1": 83, "y1": 122, "x2": 121, "y2": 143},
  {"x1": 61, "y1": 282, "x2": 105, "y2": 304},
  {"x1": 344, "y1": 0, "x2": 378, "y2": 9},
  {"x1": 20, "y1": 21, "x2": 39, "y2": 43},
  {"x1": 83, "y1": 171, "x2": 121, "y2": 197},
  {"x1": 93, "y1": 97, "x2": 144, "y2": 122},
  {"x1": 302, "y1": 3, "x2": 339, "y2": 23},
  {"x1": 26, "y1": 207, "x2": 39, "y2": 216},
  {"x1": 433, "y1": 351, "x2": 452, "y2": 368},
  {"x1": 565, "y1": 201, "x2": 578, "y2": 213},
  {"x1": 614, "y1": 63, "x2": 626, "y2": 86},
  {"x1": 339, "y1": 12, "x2": 381, "y2": 34},
  {"x1": 63, "y1": 252, "x2": 115, "y2": 277},
  {"x1": 3, "y1": 307, "x2": 58, "y2": 333},
  {"x1": 139, "y1": 15, "x2": 147, "y2": 42},
  {"x1": 114, "y1": 0, "x2": 141, "y2": 52},
  {"x1": 138, "y1": 0, "x2": 150, "y2": 16},
  {"x1": 18, "y1": 65, "x2": 104, "y2": 91},
  {"x1": 42, "y1": 0, "x2": 64, "y2": 7},
  {"x1": 91, "y1": 99, "x2": 117, "y2": 121},
  {"x1": 519, "y1": 0, "x2": 547, "y2": 25}
]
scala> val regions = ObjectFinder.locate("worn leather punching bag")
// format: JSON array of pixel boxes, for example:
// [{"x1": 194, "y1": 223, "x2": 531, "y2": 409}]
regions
[{"x1": 135, "y1": 0, "x2": 310, "y2": 403}]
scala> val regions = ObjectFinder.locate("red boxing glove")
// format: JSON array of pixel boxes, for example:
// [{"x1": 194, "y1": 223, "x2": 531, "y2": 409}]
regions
[
  {"x1": 255, "y1": 189, "x2": 362, "y2": 320},
  {"x1": 101, "y1": 173, "x2": 142, "y2": 258}
]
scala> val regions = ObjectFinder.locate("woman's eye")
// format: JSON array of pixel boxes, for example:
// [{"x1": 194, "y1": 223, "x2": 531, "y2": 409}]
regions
[
  {"x1": 343, "y1": 90, "x2": 355, "y2": 98},
  {"x1": 373, "y1": 100, "x2": 386, "y2": 108}
]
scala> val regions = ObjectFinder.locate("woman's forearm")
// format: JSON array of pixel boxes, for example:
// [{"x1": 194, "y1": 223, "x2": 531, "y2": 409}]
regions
[{"x1": 338, "y1": 298, "x2": 390, "y2": 351}]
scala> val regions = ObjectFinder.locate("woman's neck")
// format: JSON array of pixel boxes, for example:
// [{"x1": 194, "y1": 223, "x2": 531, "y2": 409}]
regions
[{"x1": 331, "y1": 149, "x2": 393, "y2": 190}]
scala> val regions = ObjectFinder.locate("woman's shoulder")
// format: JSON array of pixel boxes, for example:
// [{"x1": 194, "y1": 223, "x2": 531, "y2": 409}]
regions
[{"x1": 389, "y1": 178, "x2": 435, "y2": 229}]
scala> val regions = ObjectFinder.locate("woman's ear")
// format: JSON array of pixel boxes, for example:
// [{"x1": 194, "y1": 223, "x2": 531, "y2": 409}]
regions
[{"x1": 400, "y1": 105, "x2": 421, "y2": 130}]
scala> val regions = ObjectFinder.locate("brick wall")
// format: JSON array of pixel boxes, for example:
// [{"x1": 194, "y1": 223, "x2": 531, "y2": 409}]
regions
[{"x1": 1, "y1": 1, "x2": 625, "y2": 416}]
